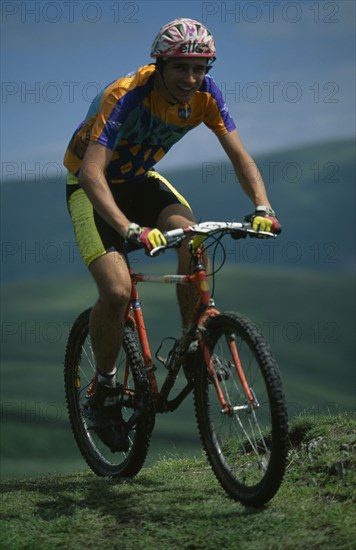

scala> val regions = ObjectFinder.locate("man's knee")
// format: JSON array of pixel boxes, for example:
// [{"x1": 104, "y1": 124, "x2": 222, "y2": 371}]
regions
[
  {"x1": 89, "y1": 251, "x2": 132, "y2": 311},
  {"x1": 99, "y1": 284, "x2": 131, "y2": 310},
  {"x1": 157, "y1": 204, "x2": 196, "y2": 232}
]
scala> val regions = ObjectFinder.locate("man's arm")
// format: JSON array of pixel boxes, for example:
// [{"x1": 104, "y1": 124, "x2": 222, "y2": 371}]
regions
[
  {"x1": 78, "y1": 141, "x2": 130, "y2": 237},
  {"x1": 218, "y1": 129, "x2": 271, "y2": 208},
  {"x1": 78, "y1": 141, "x2": 167, "y2": 251},
  {"x1": 218, "y1": 129, "x2": 281, "y2": 233}
]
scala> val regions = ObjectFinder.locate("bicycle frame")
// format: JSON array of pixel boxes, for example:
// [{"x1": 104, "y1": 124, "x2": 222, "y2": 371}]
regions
[{"x1": 124, "y1": 243, "x2": 256, "y2": 414}]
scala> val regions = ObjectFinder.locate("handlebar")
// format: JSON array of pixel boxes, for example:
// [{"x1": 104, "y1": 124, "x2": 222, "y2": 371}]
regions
[{"x1": 150, "y1": 221, "x2": 277, "y2": 256}]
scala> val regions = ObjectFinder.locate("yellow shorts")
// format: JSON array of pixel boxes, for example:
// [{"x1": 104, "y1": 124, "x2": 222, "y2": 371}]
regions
[{"x1": 66, "y1": 171, "x2": 191, "y2": 266}]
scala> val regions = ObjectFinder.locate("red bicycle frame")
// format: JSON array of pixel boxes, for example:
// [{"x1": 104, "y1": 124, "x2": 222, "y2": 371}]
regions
[{"x1": 124, "y1": 246, "x2": 256, "y2": 412}]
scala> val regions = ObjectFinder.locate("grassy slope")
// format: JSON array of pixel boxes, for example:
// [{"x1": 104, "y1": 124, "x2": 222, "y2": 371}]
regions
[{"x1": 1, "y1": 414, "x2": 355, "y2": 550}]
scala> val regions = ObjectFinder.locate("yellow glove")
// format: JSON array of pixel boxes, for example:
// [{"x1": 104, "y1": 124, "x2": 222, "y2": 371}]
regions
[
  {"x1": 252, "y1": 215, "x2": 273, "y2": 232},
  {"x1": 245, "y1": 207, "x2": 282, "y2": 235},
  {"x1": 126, "y1": 223, "x2": 167, "y2": 254}
]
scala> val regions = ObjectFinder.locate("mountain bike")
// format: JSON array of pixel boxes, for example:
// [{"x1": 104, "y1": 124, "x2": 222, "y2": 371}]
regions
[{"x1": 64, "y1": 221, "x2": 289, "y2": 507}]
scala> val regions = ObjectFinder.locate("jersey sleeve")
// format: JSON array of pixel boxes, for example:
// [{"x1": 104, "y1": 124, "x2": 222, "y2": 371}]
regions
[
  {"x1": 201, "y1": 75, "x2": 236, "y2": 136},
  {"x1": 90, "y1": 84, "x2": 126, "y2": 150}
]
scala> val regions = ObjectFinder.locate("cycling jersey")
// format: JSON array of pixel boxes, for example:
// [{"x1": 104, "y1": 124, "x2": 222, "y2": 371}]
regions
[{"x1": 63, "y1": 64, "x2": 236, "y2": 183}]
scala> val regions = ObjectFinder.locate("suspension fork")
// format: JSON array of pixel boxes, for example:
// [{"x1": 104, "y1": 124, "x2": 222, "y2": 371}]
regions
[
  {"x1": 125, "y1": 278, "x2": 159, "y2": 395},
  {"x1": 226, "y1": 334, "x2": 256, "y2": 405},
  {"x1": 200, "y1": 332, "x2": 256, "y2": 413},
  {"x1": 192, "y1": 260, "x2": 236, "y2": 413},
  {"x1": 193, "y1": 256, "x2": 256, "y2": 410}
]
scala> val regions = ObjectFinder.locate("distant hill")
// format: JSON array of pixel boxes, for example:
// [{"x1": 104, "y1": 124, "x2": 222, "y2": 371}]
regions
[{"x1": 1, "y1": 138, "x2": 355, "y2": 283}]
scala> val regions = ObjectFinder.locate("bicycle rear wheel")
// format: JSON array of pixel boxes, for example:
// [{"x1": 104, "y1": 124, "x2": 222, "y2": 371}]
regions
[
  {"x1": 64, "y1": 308, "x2": 154, "y2": 477},
  {"x1": 194, "y1": 312, "x2": 288, "y2": 506}
]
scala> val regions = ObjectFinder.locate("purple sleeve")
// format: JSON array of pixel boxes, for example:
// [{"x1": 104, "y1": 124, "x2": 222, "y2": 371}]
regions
[{"x1": 201, "y1": 75, "x2": 236, "y2": 135}]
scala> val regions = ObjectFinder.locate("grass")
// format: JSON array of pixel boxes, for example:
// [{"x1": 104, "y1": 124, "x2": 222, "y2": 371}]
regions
[{"x1": 1, "y1": 414, "x2": 355, "y2": 550}]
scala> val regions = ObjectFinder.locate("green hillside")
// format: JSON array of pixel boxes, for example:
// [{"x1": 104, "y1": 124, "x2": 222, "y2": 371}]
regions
[
  {"x1": 1, "y1": 414, "x2": 355, "y2": 550},
  {"x1": 1, "y1": 263, "x2": 354, "y2": 480},
  {"x1": 1, "y1": 138, "x2": 355, "y2": 283},
  {"x1": 168, "y1": 138, "x2": 355, "y2": 271}
]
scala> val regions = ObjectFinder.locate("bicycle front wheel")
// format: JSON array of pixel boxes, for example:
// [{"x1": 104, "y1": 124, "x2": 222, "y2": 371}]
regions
[
  {"x1": 194, "y1": 312, "x2": 288, "y2": 506},
  {"x1": 64, "y1": 308, "x2": 154, "y2": 477}
]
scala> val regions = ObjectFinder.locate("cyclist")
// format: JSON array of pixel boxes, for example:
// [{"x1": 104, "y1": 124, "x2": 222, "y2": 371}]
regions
[{"x1": 63, "y1": 18, "x2": 281, "y2": 452}]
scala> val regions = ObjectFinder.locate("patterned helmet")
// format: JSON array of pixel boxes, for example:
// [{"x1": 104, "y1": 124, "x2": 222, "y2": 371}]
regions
[{"x1": 151, "y1": 18, "x2": 216, "y2": 59}]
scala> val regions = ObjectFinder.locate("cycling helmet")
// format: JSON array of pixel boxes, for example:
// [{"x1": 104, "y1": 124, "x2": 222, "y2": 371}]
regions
[{"x1": 151, "y1": 18, "x2": 216, "y2": 60}]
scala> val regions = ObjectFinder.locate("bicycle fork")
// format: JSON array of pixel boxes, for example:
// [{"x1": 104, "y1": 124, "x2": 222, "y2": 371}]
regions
[
  {"x1": 199, "y1": 328, "x2": 258, "y2": 415},
  {"x1": 190, "y1": 251, "x2": 258, "y2": 416}
]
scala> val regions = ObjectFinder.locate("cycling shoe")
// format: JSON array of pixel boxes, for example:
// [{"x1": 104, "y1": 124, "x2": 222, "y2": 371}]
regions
[{"x1": 83, "y1": 384, "x2": 129, "y2": 453}]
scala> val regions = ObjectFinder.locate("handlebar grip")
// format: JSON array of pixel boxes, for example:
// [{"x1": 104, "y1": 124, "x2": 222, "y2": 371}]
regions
[{"x1": 270, "y1": 218, "x2": 282, "y2": 235}]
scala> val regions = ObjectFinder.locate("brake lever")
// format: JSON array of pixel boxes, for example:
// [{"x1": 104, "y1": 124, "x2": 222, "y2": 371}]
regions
[
  {"x1": 246, "y1": 229, "x2": 277, "y2": 239},
  {"x1": 149, "y1": 245, "x2": 166, "y2": 257},
  {"x1": 150, "y1": 236, "x2": 183, "y2": 257}
]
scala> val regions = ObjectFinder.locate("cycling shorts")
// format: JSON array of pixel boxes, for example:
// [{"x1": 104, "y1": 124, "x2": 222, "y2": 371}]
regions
[{"x1": 66, "y1": 171, "x2": 191, "y2": 267}]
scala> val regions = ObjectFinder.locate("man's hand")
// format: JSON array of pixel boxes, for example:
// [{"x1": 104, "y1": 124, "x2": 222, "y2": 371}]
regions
[
  {"x1": 126, "y1": 223, "x2": 167, "y2": 254},
  {"x1": 245, "y1": 206, "x2": 282, "y2": 234}
]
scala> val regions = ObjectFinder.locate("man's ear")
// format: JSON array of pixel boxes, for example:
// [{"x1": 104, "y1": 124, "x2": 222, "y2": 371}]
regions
[{"x1": 155, "y1": 59, "x2": 166, "y2": 75}]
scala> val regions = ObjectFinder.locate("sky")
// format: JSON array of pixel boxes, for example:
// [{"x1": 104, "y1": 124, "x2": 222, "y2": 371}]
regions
[{"x1": 1, "y1": 0, "x2": 355, "y2": 182}]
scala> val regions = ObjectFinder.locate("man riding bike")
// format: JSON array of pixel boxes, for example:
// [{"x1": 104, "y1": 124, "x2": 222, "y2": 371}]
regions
[{"x1": 63, "y1": 18, "x2": 281, "y2": 452}]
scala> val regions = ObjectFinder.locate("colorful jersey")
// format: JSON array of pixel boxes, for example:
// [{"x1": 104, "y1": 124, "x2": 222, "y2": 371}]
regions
[{"x1": 63, "y1": 64, "x2": 236, "y2": 183}]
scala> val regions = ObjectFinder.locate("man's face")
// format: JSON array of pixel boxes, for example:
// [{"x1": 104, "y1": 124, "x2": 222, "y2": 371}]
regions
[{"x1": 156, "y1": 57, "x2": 208, "y2": 104}]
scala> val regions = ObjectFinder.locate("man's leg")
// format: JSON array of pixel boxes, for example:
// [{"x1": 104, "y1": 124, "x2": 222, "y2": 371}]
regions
[
  {"x1": 157, "y1": 204, "x2": 209, "y2": 328},
  {"x1": 88, "y1": 251, "x2": 132, "y2": 374}
]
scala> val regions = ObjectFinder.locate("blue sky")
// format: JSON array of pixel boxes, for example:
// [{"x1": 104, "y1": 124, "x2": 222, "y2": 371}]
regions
[{"x1": 1, "y1": 0, "x2": 355, "y2": 181}]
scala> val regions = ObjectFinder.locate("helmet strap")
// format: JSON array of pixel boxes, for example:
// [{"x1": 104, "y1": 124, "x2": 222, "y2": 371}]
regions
[
  {"x1": 206, "y1": 59, "x2": 215, "y2": 73},
  {"x1": 154, "y1": 60, "x2": 180, "y2": 105}
]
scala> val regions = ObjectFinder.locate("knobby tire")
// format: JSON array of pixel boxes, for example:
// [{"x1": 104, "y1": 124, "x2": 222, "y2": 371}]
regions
[
  {"x1": 64, "y1": 308, "x2": 154, "y2": 477},
  {"x1": 194, "y1": 312, "x2": 289, "y2": 506}
]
